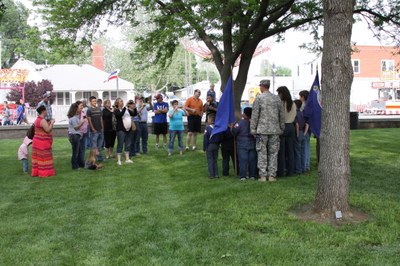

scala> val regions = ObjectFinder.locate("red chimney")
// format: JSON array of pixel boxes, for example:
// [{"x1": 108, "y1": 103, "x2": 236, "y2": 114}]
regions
[{"x1": 92, "y1": 44, "x2": 104, "y2": 71}]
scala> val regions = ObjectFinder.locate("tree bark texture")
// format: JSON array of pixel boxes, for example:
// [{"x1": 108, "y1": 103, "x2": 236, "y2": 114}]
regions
[{"x1": 315, "y1": 0, "x2": 355, "y2": 214}]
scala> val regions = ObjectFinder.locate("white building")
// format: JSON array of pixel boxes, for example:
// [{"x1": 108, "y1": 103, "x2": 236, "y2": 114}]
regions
[{"x1": 10, "y1": 58, "x2": 135, "y2": 105}]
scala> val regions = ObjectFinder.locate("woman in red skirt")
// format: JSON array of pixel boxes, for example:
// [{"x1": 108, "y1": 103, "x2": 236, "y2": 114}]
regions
[{"x1": 32, "y1": 106, "x2": 56, "y2": 177}]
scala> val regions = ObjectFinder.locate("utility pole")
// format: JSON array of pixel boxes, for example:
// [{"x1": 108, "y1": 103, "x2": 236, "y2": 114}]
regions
[{"x1": 272, "y1": 63, "x2": 276, "y2": 94}]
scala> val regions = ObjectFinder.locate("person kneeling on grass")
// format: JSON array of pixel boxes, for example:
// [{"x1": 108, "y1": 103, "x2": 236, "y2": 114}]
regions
[
  {"x1": 203, "y1": 113, "x2": 222, "y2": 179},
  {"x1": 85, "y1": 148, "x2": 104, "y2": 170}
]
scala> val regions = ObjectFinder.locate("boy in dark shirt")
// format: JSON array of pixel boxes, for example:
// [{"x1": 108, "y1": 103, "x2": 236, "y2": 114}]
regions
[
  {"x1": 87, "y1": 96, "x2": 104, "y2": 161},
  {"x1": 232, "y1": 107, "x2": 257, "y2": 181},
  {"x1": 221, "y1": 128, "x2": 237, "y2": 176},
  {"x1": 203, "y1": 113, "x2": 222, "y2": 179}
]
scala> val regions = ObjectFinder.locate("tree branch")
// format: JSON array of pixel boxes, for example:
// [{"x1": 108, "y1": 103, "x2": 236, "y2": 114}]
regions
[{"x1": 354, "y1": 8, "x2": 400, "y2": 26}]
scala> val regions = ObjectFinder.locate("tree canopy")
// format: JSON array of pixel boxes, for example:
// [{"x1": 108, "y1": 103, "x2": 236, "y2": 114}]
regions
[{"x1": 32, "y1": 0, "x2": 400, "y2": 107}]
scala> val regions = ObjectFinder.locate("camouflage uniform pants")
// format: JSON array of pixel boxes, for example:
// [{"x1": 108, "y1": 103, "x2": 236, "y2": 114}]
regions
[{"x1": 256, "y1": 134, "x2": 280, "y2": 177}]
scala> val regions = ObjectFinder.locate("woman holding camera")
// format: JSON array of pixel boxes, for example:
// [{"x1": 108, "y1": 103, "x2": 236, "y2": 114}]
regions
[
  {"x1": 67, "y1": 102, "x2": 87, "y2": 170},
  {"x1": 114, "y1": 98, "x2": 137, "y2": 165}
]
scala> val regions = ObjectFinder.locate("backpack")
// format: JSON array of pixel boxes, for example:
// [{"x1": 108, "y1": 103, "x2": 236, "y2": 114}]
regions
[{"x1": 26, "y1": 123, "x2": 35, "y2": 139}]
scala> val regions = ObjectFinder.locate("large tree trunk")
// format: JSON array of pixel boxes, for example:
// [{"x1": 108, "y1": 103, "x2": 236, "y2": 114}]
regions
[
  {"x1": 217, "y1": 43, "x2": 257, "y2": 120},
  {"x1": 314, "y1": 0, "x2": 355, "y2": 214}
]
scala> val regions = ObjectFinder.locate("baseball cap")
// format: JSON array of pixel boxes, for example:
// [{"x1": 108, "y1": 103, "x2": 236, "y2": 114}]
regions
[{"x1": 259, "y1": 80, "x2": 271, "y2": 86}]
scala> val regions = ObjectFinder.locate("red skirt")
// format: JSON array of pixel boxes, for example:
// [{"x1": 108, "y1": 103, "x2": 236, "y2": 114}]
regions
[{"x1": 31, "y1": 117, "x2": 55, "y2": 178}]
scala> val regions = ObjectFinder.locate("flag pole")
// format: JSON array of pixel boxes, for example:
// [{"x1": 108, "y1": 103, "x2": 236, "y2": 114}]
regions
[
  {"x1": 231, "y1": 67, "x2": 238, "y2": 177},
  {"x1": 316, "y1": 66, "x2": 320, "y2": 167},
  {"x1": 116, "y1": 76, "x2": 119, "y2": 98}
]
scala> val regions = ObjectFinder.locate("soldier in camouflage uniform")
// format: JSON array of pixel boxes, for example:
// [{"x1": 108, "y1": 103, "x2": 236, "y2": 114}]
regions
[{"x1": 250, "y1": 80, "x2": 285, "y2": 182}]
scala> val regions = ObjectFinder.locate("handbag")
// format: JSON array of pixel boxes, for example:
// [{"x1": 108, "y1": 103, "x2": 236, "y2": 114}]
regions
[{"x1": 131, "y1": 121, "x2": 137, "y2": 131}]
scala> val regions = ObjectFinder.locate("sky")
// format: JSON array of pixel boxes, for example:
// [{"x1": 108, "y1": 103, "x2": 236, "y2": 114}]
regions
[{"x1": 255, "y1": 19, "x2": 385, "y2": 70}]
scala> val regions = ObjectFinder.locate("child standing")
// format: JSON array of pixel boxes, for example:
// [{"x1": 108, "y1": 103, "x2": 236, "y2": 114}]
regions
[
  {"x1": 232, "y1": 107, "x2": 257, "y2": 181},
  {"x1": 203, "y1": 114, "x2": 222, "y2": 179},
  {"x1": 294, "y1": 99, "x2": 309, "y2": 174},
  {"x1": 18, "y1": 136, "x2": 32, "y2": 174},
  {"x1": 299, "y1": 90, "x2": 310, "y2": 171},
  {"x1": 220, "y1": 128, "x2": 237, "y2": 176},
  {"x1": 168, "y1": 100, "x2": 187, "y2": 156},
  {"x1": 85, "y1": 148, "x2": 104, "y2": 170}
]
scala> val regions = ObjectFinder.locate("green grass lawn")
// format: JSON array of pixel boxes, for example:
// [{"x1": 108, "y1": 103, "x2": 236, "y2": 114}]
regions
[{"x1": 1, "y1": 128, "x2": 399, "y2": 265}]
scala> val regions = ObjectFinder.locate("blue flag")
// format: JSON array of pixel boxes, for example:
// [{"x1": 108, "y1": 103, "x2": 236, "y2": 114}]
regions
[
  {"x1": 303, "y1": 72, "x2": 322, "y2": 137},
  {"x1": 212, "y1": 76, "x2": 235, "y2": 136}
]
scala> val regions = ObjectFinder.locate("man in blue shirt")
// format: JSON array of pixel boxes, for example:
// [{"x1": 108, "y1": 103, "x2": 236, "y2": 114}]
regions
[{"x1": 153, "y1": 94, "x2": 169, "y2": 149}]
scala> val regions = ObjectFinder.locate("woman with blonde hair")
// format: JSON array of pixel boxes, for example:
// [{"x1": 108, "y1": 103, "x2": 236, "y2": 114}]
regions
[
  {"x1": 114, "y1": 98, "x2": 137, "y2": 165},
  {"x1": 85, "y1": 148, "x2": 103, "y2": 170}
]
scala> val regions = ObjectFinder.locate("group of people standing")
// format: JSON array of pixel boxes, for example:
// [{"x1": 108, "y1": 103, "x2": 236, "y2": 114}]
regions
[
  {"x1": 17, "y1": 80, "x2": 312, "y2": 181},
  {"x1": 249, "y1": 79, "x2": 310, "y2": 182},
  {"x1": 2, "y1": 99, "x2": 29, "y2": 126},
  {"x1": 64, "y1": 96, "x2": 152, "y2": 170},
  {"x1": 203, "y1": 80, "x2": 311, "y2": 182}
]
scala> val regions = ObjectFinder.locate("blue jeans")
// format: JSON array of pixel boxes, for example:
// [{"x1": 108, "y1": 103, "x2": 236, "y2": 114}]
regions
[
  {"x1": 136, "y1": 122, "x2": 149, "y2": 154},
  {"x1": 22, "y1": 159, "x2": 28, "y2": 173},
  {"x1": 237, "y1": 139, "x2": 257, "y2": 178},
  {"x1": 206, "y1": 143, "x2": 219, "y2": 177},
  {"x1": 116, "y1": 130, "x2": 133, "y2": 154},
  {"x1": 90, "y1": 131, "x2": 104, "y2": 161},
  {"x1": 85, "y1": 125, "x2": 91, "y2": 149},
  {"x1": 69, "y1": 134, "x2": 84, "y2": 169},
  {"x1": 304, "y1": 133, "x2": 310, "y2": 170},
  {"x1": 80, "y1": 133, "x2": 87, "y2": 164},
  {"x1": 294, "y1": 131, "x2": 306, "y2": 173},
  {"x1": 130, "y1": 122, "x2": 139, "y2": 156},
  {"x1": 168, "y1": 130, "x2": 183, "y2": 153},
  {"x1": 278, "y1": 123, "x2": 295, "y2": 177}
]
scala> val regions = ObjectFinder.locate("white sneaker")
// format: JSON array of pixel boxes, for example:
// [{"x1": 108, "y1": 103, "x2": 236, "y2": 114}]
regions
[
  {"x1": 125, "y1": 159, "x2": 133, "y2": 164},
  {"x1": 192, "y1": 146, "x2": 196, "y2": 150},
  {"x1": 185, "y1": 146, "x2": 189, "y2": 151},
  {"x1": 117, "y1": 161, "x2": 122, "y2": 166},
  {"x1": 168, "y1": 152, "x2": 171, "y2": 156},
  {"x1": 155, "y1": 144, "x2": 159, "y2": 150},
  {"x1": 179, "y1": 151, "x2": 183, "y2": 156}
]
